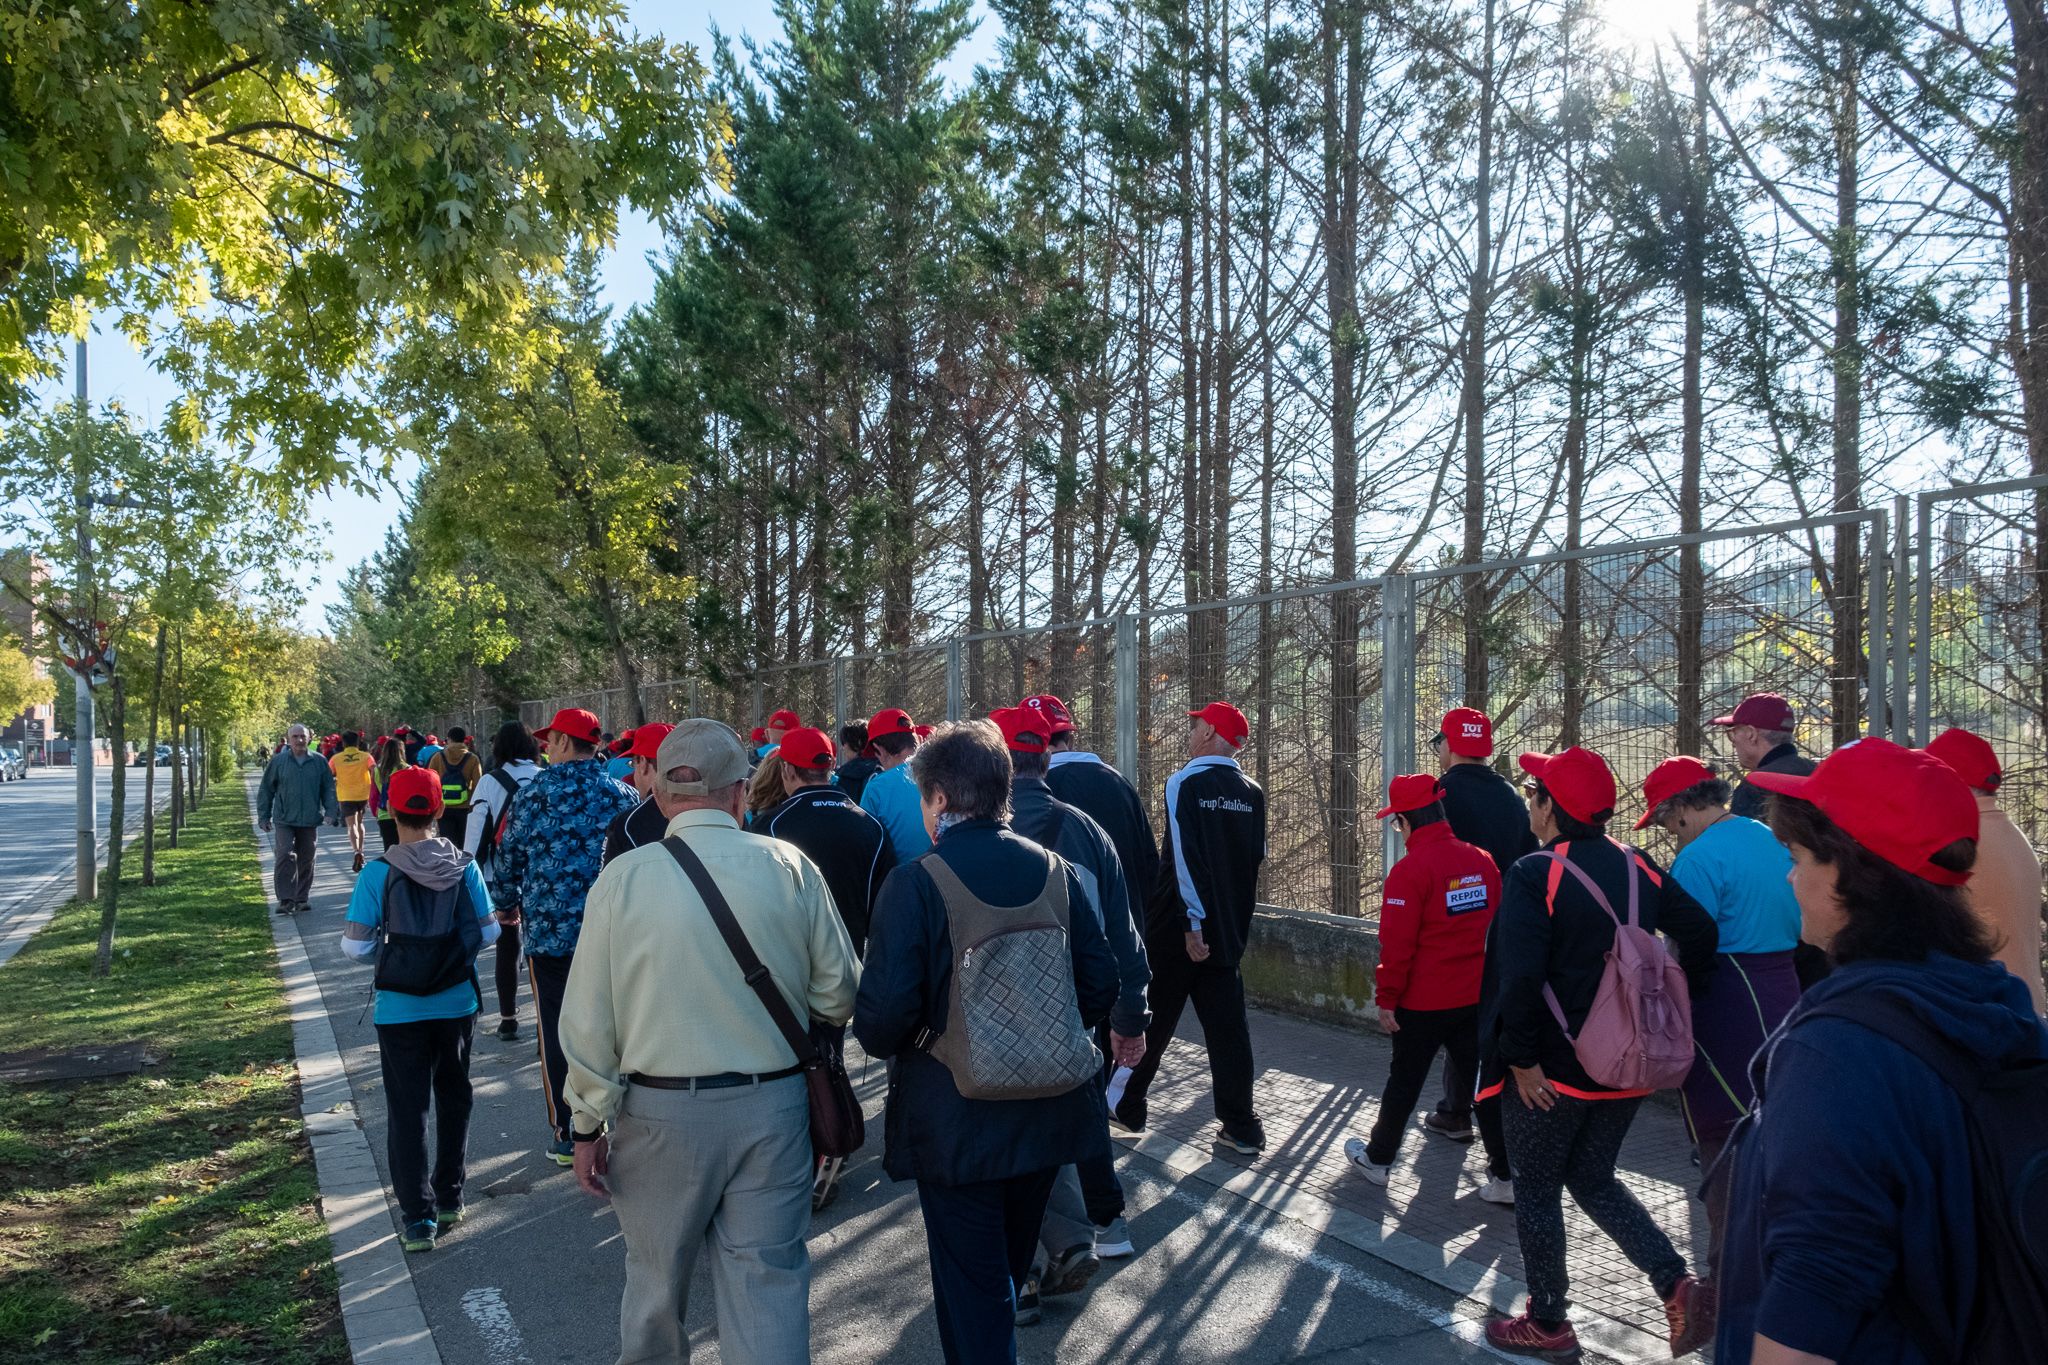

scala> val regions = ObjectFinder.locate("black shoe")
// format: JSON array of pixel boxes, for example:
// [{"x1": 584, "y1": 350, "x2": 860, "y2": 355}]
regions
[
  {"x1": 1014, "y1": 1277, "x2": 1042, "y2": 1326},
  {"x1": 1042, "y1": 1243, "x2": 1101, "y2": 1297},
  {"x1": 1421, "y1": 1111, "x2": 1476, "y2": 1143},
  {"x1": 1218, "y1": 1119, "x2": 1267, "y2": 1154},
  {"x1": 1109, "y1": 1099, "x2": 1147, "y2": 1134},
  {"x1": 496, "y1": 1018, "x2": 519, "y2": 1041}
]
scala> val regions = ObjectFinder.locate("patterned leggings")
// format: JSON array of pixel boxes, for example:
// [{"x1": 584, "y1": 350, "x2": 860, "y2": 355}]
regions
[{"x1": 1502, "y1": 1092, "x2": 1687, "y2": 1322}]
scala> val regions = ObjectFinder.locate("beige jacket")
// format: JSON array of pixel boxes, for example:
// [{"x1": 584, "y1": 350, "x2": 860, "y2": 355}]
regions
[
  {"x1": 558, "y1": 807, "x2": 860, "y2": 1134},
  {"x1": 1967, "y1": 798, "x2": 2045, "y2": 1017}
]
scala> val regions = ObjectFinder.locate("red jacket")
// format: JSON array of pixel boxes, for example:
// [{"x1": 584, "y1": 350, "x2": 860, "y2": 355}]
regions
[{"x1": 1375, "y1": 821, "x2": 1501, "y2": 1011}]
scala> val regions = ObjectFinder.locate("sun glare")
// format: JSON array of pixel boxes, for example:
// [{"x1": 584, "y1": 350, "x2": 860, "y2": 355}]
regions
[{"x1": 1598, "y1": 0, "x2": 1701, "y2": 50}]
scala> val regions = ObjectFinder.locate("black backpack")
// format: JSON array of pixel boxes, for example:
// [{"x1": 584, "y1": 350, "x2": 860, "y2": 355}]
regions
[
  {"x1": 1802, "y1": 992, "x2": 2048, "y2": 1361},
  {"x1": 373, "y1": 864, "x2": 483, "y2": 997}
]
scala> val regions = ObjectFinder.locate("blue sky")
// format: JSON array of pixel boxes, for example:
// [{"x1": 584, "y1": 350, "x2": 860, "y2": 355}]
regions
[{"x1": 33, "y1": 0, "x2": 999, "y2": 632}]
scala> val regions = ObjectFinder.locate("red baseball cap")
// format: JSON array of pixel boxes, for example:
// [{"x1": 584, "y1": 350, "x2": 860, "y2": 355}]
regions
[
  {"x1": 1925, "y1": 727, "x2": 2002, "y2": 793},
  {"x1": 1748, "y1": 737, "x2": 1978, "y2": 886},
  {"x1": 990, "y1": 707, "x2": 1052, "y2": 754},
  {"x1": 1020, "y1": 694, "x2": 1076, "y2": 736},
  {"x1": 388, "y1": 765, "x2": 445, "y2": 817},
  {"x1": 533, "y1": 707, "x2": 604, "y2": 745},
  {"x1": 869, "y1": 708, "x2": 917, "y2": 738},
  {"x1": 913, "y1": 724, "x2": 935, "y2": 740},
  {"x1": 779, "y1": 726, "x2": 837, "y2": 769},
  {"x1": 625, "y1": 723, "x2": 675, "y2": 760},
  {"x1": 1188, "y1": 701, "x2": 1249, "y2": 748},
  {"x1": 1376, "y1": 774, "x2": 1444, "y2": 820},
  {"x1": 1518, "y1": 747, "x2": 1619, "y2": 825},
  {"x1": 1438, "y1": 707, "x2": 1494, "y2": 758},
  {"x1": 394, "y1": 726, "x2": 412, "y2": 737},
  {"x1": 1636, "y1": 756, "x2": 1720, "y2": 830},
  {"x1": 1711, "y1": 692, "x2": 1797, "y2": 730},
  {"x1": 766, "y1": 709, "x2": 802, "y2": 731},
  {"x1": 608, "y1": 730, "x2": 635, "y2": 757}
]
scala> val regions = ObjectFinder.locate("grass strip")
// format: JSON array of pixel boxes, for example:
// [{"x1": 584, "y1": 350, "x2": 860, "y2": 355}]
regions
[{"x1": 0, "y1": 780, "x2": 346, "y2": 1363}]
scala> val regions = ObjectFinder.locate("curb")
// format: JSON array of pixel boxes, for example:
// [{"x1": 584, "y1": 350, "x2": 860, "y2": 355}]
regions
[{"x1": 244, "y1": 777, "x2": 443, "y2": 1365}]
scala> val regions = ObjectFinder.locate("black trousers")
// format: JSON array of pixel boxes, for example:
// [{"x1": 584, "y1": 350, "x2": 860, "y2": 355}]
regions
[
  {"x1": 376, "y1": 817, "x2": 399, "y2": 850},
  {"x1": 439, "y1": 806, "x2": 470, "y2": 851},
  {"x1": 1119, "y1": 932, "x2": 1257, "y2": 1130},
  {"x1": 526, "y1": 952, "x2": 574, "y2": 1140},
  {"x1": 1365, "y1": 1004, "x2": 1507, "y2": 1178},
  {"x1": 493, "y1": 918, "x2": 521, "y2": 1020},
  {"x1": 917, "y1": 1167, "x2": 1059, "y2": 1365},
  {"x1": 1075, "y1": 1023, "x2": 1124, "y2": 1225},
  {"x1": 376, "y1": 1016, "x2": 475, "y2": 1225}
]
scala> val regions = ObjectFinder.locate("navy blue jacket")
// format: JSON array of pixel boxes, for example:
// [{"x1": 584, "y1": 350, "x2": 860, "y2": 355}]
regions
[
  {"x1": 852, "y1": 820, "x2": 1118, "y2": 1186},
  {"x1": 1436, "y1": 761, "x2": 1537, "y2": 876},
  {"x1": 1717, "y1": 955, "x2": 2048, "y2": 1365},
  {"x1": 1012, "y1": 775, "x2": 1152, "y2": 1037},
  {"x1": 1046, "y1": 751, "x2": 1162, "y2": 921}
]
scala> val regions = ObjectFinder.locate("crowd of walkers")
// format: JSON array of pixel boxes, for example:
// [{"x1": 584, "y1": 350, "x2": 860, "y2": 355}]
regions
[{"x1": 250, "y1": 684, "x2": 2048, "y2": 1365}]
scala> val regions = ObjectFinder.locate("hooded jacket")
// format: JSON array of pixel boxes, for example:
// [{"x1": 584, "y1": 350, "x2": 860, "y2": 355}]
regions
[
  {"x1": 1716, "y1": 955, "x2": 2048, "y2": 1364},
  {"x1": 340, "y1": 839, "x2": 500, "y2": 1025}
]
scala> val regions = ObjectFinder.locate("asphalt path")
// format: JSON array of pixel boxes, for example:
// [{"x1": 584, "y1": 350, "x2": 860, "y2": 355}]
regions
[
  {"x1": 0, "y1": 763, "x2": 177, "y2": 958},
  {"x1": 277, "y1": 814, "x2": 1530, "y2": 1365}
]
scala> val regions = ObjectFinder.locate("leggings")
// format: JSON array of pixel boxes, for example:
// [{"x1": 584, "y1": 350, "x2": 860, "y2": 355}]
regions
[
  {"x1": 493, "y1": 918, "x2": 522, "y2": 1020},
  {"x1": 1502, "y1": 1093, "x2": 1687, "y2": 1322}
]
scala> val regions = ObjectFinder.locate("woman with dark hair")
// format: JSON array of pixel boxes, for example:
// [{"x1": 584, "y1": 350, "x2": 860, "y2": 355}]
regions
[
  {"x1": 853, "y1": 720, "x2": 1118, "y2": 1365},
  {"x1": 463, "y1": 721, "x2": 541, "y2": 1041},
  {"x1": 1715, "y1": 738, "x2": 2047, "y2": 1365},
  {"x1": 370, "y1": 736, "x2": 410, "y2": 850}
]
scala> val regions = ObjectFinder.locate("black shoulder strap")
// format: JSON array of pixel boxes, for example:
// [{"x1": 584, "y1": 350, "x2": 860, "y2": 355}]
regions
[
  {"x1": 1040, "y1": 801, "x2": 1067, "y2": 853},
  {"x1": 662, "y1": 836, "x2": 817, "y2": 1066}
]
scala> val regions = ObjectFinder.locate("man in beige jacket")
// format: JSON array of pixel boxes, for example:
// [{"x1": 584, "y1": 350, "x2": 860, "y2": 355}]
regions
[
  {"x1": 1926, "y1": 727, "x2": 2045, "y2": 1015},
  {"x1": 559, "y1": 719, "x2": 859, "y2": 1365}
]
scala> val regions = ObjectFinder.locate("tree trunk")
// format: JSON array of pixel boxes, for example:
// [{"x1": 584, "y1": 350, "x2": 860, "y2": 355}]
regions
[
  {"x1": 142, "y1": 622, "x2": 165, "y2": 885},
  {"x1": 168, "y1": 636, "x2": 184, "y2": 845},
  {"x1": 1676, "y1": 0, "x2": 1710, "y2": 758},
  {"x1": 1829, "y1": 15, "x2": 1863, "y2": 746},
  {"x1": 1322, "y1": 0, "x2": 1364, "y2": 914},
  {"x1": 1460, "y1": 0, "x2": 1499, "y2": 710},
  {"x1": 593, "y1": 573, "x2": 647, "y2": 727},
  {"x1": 1179, "y1": 29, "x2": 1210, "y2": 700},
  {"x1": 2007, "y1": 0, "x2": 2048, "y2": 738},
  {"x1": 1254, "y1": 0, "x2": 1278, "y2": 798},
  {"x1": 93, "y1": 670, "x2": 126, "y2": 977}
]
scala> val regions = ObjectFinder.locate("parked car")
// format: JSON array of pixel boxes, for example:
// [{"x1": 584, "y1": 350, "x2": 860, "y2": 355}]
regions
[{"x1": 0, "y1": 748, "x2": 26, "y2": 781}]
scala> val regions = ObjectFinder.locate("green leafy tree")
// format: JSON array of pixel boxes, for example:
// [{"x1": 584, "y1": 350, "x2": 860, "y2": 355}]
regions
[{"x1": 0, "y1": 635, "x2": 53, "y2": 722}]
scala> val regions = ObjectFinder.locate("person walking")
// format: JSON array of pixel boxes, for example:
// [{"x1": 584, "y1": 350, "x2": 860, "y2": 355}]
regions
[
  {"x1": 464, "y1": 721, "x2": 542, "y2": 1042},
  {"x1": 559, "y1": 720, "x2": 859, "y2": 1365},
  {"x1": 1037, "y1": 693, "x2": 1163, "y2": 919},
  {"x1": 859, "y1": 707, "x2": 930, "y2": 860},
  {"x1": 257, "y1": 724, "x2": 341, "y2": 914},
  {"x1": 1479, "y1": 746, "x2": 1720, "y2": 1359},
  {"x1": 371, "y1": 736, "x2": 409, "y2": 851},
  {"x1": 1637, "y1": 756, "x2": 1802, "y2": 1295},
  {"x1": 995, "y1": 704, "x2": 1152, "y2": 1303},
  {"x1": 600, "y1": 723, "x2": 676, "y2": 868},
  {"x1": 428, "y1": 728, "x2": 485, "y2": 850},
  {"x1": 853, "y1": 720, "x2": 1118, "y2": 1365},
  {"x1": 1716, "y1": 738, "x2": 2048, "y2": 1364},
  {"x1": 834, "y1": 721, "x2": 879, "y2": 803},
  {"x1": 496, "y1": 706, "x2": 637, "y2": 1166},
  {"x1": 1344, "y1": 774, "x2": 1510, "y2": 1203},
  {"x1": 339, "y1": 766, "x2": 500, "y2": 1253},
  {"x1": 1925, "y1": 726, "x2": 2046, "y2": 1015},
  {"x1": 329, "y1": 730, "x2": 376, "y2": 873},
  {"x1": 1113, "y1": 701, "x2": 1268, "y2": 1154}
]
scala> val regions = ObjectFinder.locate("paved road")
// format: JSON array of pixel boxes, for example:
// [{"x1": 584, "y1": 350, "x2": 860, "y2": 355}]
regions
[
  {"x1": 0, "y1": 763, "x2": 177, "y2": 961},
  {"x1": 268, "y1": 814, "x2": 1550, "y2": 1365}
]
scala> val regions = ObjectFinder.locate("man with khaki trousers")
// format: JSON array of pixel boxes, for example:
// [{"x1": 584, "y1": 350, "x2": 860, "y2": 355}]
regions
[{"x1": 559, "y1": 719, "x2": 860, "y2": 1365}]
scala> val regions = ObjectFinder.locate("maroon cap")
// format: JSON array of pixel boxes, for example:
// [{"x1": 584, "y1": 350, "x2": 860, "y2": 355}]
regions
[
  {"x1": 1748, "y1": 737, "x2": 1977, "y2": 886},
  {"x1": 778, "y1": 726, "x2": 836, "y2": 770},
  {"x1": 1376, "y1": 774, "x2": 1444, "y2": 820},
  {"x1": 1636, "y1": 756, "x2": 1720, "y2": 830},
  {"x1": 766, "y1": 709, "x2": 802, "y2": 732},
  {"x1": 1020, "y1": 694, "x2": 1076, "y2": 736},
  {"x1": 990, "y1": 707, "x2": 1052, "y2": 754},
  {"x1": 869, "y1": 708, "x2": 917, "y2": 739},
  {"x1": 1924, "y1": 727, "x2": 2002, "y2": 793},
  {"x1": 534, "y1": 708, "x2": 604, "y2": 745},
  {"x1": 625, "y1": 723, "x2": 675, "y2": 760},
  {"x1": 1188, "y1": 701, "x2": 1249, "y2": 748},
  {"x1": 1711, "y1": 692, "x2": 1797, "y2": 731},
  {"x1": 388, "y1": 766, "x2": 445, "y2": 817},
  {"x1": 1518, "y1": 747, "x2": 1619, "y2": 826},
  {"x1": 1438, "y1": 707, "x2": 1494, "y2": 758}
]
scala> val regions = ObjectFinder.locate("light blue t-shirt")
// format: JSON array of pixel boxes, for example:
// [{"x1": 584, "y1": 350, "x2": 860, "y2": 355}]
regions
[
  {"x1": 346, "y1": 860, "x2": 497, "y2": 1024},
  {"x1": 606, "y1": 755, "x2": 635, "y2": 782},
  {"x1": 1670, "y1": 815, "x2": 1801, "y2": 956},
  {"x1": 859, "y1": 761, "x2": 931, "y2": 861}
]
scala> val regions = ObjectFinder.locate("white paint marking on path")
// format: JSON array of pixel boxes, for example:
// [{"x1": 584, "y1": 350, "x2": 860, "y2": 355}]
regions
[{"x1": 459, "y1": 1287, "x2": 534, "y2": 1365}]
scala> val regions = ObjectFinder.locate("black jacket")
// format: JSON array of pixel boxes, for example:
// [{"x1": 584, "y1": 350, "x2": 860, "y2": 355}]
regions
[
  {"x1": 853, "y1": 820, "x2": 1118, "y2": 1185},
  {"x1": 1729, "y1": 743, "x2": 1815, "y2": 822},
  {"x1": 1148, "y1": 756, "x2": 1267, "y2": 966},
  {"x1": 1012, "y1": 775, "x2": 1152, "y2": 1036},
  {"x1": 1437, "y1": 762, "x2": 1538, "y2": 876},
  {"x1": 759, "y1": 785, "x2": 894, "y2": 954},
  {"x1": 1479, "y1": 837, "x2": 1719, "y2": 1096},
  {"x1": 1046, "y1": 752, "x2": 1162, "y2": 920},
  {"x1": 834, "y1": 755, "x2": 881, "y2": 805},
  {"x1": 599, "y1": 794, "x2": 668, "y2": 868}
]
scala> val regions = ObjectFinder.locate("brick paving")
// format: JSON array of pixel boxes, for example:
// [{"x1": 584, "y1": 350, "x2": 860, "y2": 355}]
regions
[{"x1": 1137, "y1": 1006, "x2": 1707, "y2": 1341}]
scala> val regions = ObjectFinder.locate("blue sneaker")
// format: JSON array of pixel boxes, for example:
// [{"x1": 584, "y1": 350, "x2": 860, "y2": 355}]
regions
[
  {"x1": 400, "y1": 1219, "x2": 437, "y2": 1253},
  {"x1": 546, "y1": 1138, "x2": 575, "y2": 1167}
]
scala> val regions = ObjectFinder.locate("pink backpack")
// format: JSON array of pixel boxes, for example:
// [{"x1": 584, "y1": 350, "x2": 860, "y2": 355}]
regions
[{"x1": 1538, "y1": 843, "x2": 1695, "y2": 1091}]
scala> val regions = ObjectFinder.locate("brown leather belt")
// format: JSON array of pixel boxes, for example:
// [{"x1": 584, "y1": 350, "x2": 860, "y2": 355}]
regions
[{"x1": 628, "y1": 1065, "x2": 804, "y2": 1091}]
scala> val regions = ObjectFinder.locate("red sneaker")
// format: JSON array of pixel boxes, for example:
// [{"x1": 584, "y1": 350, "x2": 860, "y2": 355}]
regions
[
  {"x1": 1664, "y1": 1274, "x2": 1716, "y2": 1357},
  {"x1": 1484, "y1": 1302, "x2": 1582, "y2": 1361}
]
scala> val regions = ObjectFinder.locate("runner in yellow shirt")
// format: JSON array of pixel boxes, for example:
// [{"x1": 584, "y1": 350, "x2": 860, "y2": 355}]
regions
[{"x1": 330, "y1": 731, "x2": 376, "y2": 872}]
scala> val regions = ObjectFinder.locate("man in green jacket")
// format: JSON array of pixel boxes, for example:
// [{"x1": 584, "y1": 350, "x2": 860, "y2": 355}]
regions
[{"x1": 258, "y1": 724, "x2": 341, "y2": 915}]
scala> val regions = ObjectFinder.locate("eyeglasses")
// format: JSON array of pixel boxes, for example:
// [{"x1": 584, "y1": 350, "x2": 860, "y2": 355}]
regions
[{"x1": 1427, "y1": 733, "x2": 1447, "y2": 751}]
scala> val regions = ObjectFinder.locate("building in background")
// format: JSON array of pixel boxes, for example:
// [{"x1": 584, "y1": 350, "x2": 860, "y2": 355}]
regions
[{"x1": 1, "y1": 548, "x2": 58, "y2": 762}]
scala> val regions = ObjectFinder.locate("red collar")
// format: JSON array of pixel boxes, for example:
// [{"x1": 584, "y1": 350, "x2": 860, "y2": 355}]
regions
[{"x1": 1402, "y1": 821, "x2": 1454, "y2": 850}]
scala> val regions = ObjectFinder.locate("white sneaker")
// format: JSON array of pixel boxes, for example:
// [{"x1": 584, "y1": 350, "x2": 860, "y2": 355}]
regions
[
  {"x1": 1095, "y1": 1216, "x2": 1134, "y2": 1258},
  {"x1": 1478, "y1": 1177, "x2": 1515, "y2": 1206},
  {"x1": 1343, "y1": 1136, "x2": 1390, "y2": 1186}
]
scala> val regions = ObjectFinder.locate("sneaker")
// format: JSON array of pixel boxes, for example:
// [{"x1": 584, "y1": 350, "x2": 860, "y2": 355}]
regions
[
  {"x1": 1664, "y1": 1274, "x2": 1715, "y2": 1358},
  {"x1": 1218, "y1": 1119, "x2": 1266, "y2": 1154},
  {"x1": 1108, "y1": 1099, "x2": 1147, "y2": 1135},
  {"x1": 352, "y1": 852, "x2": 365, "y2": 873},
  {"x1": 811, "y1": 1155, "x2": 845, "y2": 1212},
  {"x1": 1343, "y1": 1136, "x2": 1391, "y2": 1185},
  {"x1": 1484, "y1": 1302, "x2": 1581, "y2": 1361},
  {"x1": 1479, "y1": 1177, "x2": 1516, "y2": 1206},
  {"x1": 1094, "y1": 1216, "x2": 1134, "y2": 1259},
  {"x1": 275, "y1": 902, "x2": 293, "y2": 916},
  {"x1": 1421, "y1": 1110, "x2": 1476, "y2": 1143},
  {"x1": 1014, "y1": 1276, "x2": 1042, "y2": 1326},
  {"x1": 496, "y1": 1017, "x2": 519, "y2": 1041},
  {"x1": 1041, "y1": 1243, "x2": 1100, "y2": 1297},
  {"x1": 435, "y1": 1204, "x2": 464, "y2": 1229},
  {"x1": 546, "y1": 1138, "x2": 575, "y2": 1167},
  {"x1": 399, "y1": 1219, "x2": 437, "y2": 1253}
]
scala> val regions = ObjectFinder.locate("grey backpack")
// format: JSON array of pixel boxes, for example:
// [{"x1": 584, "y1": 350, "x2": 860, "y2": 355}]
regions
[{"x1": 918, "y1": 851, "x2": 1102, "y2": 1100}]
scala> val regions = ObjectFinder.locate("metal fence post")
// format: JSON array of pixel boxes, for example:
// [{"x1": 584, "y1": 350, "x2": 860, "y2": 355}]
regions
[
  {"x1": 1865, "y1": 508, "x2": 1888, "y2": 738},
  {"x1": 1380, "y1": 574, "x2": 1416, "y2": 884},
  {"x1": 1115, "y1": 614, "x2": 1139, "y2": 778},
  {"x1": 833, "y1": 659, "x2": 849, "y2": 734},
  {"x1": 946, "y1": 638, "x2": 963, "y2": 722},
  {"x1": 1915, "y1": 493, "x2": 1934, "y2": 746},
  {"x1": 1891, "y1": 494, "x2": 1911, "y2": 743}
]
